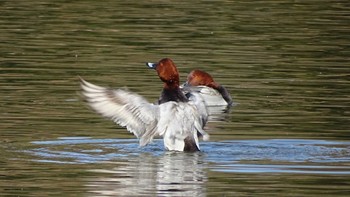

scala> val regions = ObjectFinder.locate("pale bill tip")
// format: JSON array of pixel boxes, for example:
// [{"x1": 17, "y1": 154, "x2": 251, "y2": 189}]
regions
[{"x1": 146, "y1": 62, "x2": 157, "y2": 69}]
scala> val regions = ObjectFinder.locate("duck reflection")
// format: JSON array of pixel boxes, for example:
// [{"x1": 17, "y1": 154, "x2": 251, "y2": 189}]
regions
[{"x1": 87, "y1": 152, "x2": 207, "y2": 197}]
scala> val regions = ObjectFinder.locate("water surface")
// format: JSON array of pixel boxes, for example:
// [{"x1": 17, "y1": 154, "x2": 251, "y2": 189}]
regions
[{"x1": 1, "y1": 1, "x2": 349, "y2": 196}]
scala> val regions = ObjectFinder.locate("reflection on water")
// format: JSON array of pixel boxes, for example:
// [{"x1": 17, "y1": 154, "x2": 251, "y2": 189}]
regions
[
  {"x1": 26, "y1": 137, "x2": 350, "y2": 195},
  {"x1": 88, "y1": 152, "x2": 206, "y2": 197}
]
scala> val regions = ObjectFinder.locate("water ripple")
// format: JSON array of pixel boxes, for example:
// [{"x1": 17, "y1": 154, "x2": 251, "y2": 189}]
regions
[{"x1": 27, "y1": 138, "x2": 350, "y2": 175}]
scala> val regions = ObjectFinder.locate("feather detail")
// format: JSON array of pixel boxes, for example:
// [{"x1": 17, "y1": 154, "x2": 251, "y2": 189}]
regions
[{"x1": 80, "y1": 77, "x2": 159, "y2": 146}]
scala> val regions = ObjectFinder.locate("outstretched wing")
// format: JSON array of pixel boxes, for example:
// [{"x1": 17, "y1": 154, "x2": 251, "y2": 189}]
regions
[{"x1": 80, "y1": 77, "x2": 159, "y2": 146}]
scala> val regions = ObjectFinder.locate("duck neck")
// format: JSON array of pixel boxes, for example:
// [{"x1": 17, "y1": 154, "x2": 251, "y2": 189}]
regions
[
  {"x1": 215, "y1": 85, "x2": 233, "y2": 106},
  {"x1": 158, "y1": 84, "x2": 188, "y2": 104}
]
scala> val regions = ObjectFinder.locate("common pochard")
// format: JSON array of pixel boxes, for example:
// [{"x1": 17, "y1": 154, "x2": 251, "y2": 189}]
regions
[
  {"x1": 80, "y1": 58, "x2": 209, "y2": 152},
  {"x1": 183, "y1": 69, "x2": 233, "y2": 107}
]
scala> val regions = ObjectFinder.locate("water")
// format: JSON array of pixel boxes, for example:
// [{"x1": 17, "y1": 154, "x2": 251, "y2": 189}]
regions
[{"x1": 1, "y1": 1, "x2": 349, "y2": 196}]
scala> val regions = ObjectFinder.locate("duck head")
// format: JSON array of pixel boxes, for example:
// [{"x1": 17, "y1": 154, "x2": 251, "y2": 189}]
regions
[
  {"x1": 147, "y1": 58, "x2": 188, "y2": 104},
  {"x1": 147, "y1": 58, "x2": 180, "y2": 89},
  {"x1": 185, "y1": 69, "x2": 233, "y2": 106},
  {"x1": 185, "y1": 69, "x2": 219, "y2": 89}
]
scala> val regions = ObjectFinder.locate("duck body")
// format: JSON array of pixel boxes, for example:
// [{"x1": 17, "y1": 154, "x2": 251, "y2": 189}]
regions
[
  {"x1": 80, "y1": 58, "x2": 209, "y2": 152},
  {"x1": 183, "y1": 69, "x2": 233, "y2": 117},
  {"x1": 184, "y1": 69, "x2": 233, "y2": 106},
  {"x1": 182, "y1": 85, "x2": 228, "y2": 106},
  {"x1": 158, "y1": 100, "x2": 207, "y2": 151}
]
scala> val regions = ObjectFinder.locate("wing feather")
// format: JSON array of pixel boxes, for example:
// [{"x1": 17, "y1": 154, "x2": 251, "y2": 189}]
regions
[{"x1": 79, "y1": 77, "x2": 159, "y2": 146}]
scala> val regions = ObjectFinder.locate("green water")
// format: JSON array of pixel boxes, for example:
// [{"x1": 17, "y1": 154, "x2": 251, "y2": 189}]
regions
[{"x1": 1, "y1": 1, "x2": 349, "y2": 196}]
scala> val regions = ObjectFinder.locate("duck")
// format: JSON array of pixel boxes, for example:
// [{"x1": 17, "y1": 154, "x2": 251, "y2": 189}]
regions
[
  {"x1": 80, "y1": 58, "x2": 209, "y2": 152},
  {"x1": 183, "y1": 69, "x2": 233, "y2": 107}
]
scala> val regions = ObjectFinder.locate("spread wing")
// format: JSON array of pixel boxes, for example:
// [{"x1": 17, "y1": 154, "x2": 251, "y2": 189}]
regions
[{"x1": 79, "y1": 77, "x2": 159, "y2": 146}]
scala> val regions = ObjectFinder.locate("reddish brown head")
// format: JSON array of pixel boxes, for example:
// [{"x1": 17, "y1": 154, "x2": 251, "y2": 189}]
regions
[
  {"x1": 146, "y1": 58, "x2": 188, "y2": 103},
  {"x1": 186, "y1": 69, "x2": 219, "y2": 89},
  {"x1": 186, "y1": 69, "x2": 233, "y2": 105},
  {"x1": 147, "y1": 58, "x2": 180, "y2": 88}
]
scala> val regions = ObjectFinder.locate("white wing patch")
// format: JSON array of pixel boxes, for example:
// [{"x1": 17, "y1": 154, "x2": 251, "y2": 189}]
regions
[{"x1": 80, "y1": 77, "x2": 159, "y2": 146}]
